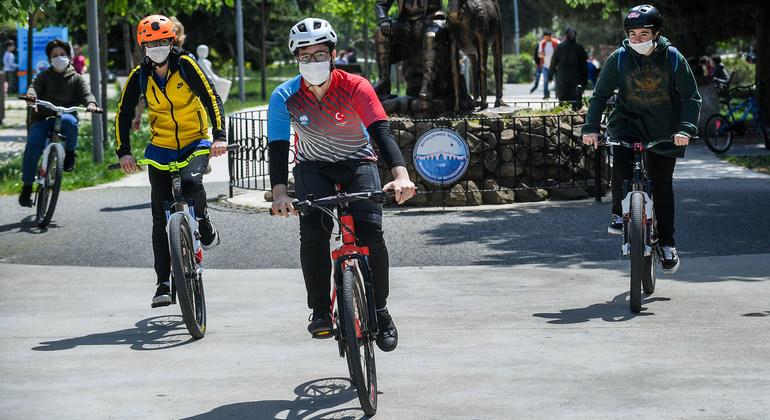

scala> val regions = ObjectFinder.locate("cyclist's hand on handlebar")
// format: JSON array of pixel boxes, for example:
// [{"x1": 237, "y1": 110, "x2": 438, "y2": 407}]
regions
[
  {"x1": 582, "y1": 133, "x2": 600, "y2": 148},
  {"x1": 86, "y1": 103, "x2": 102, "y2": 113},
  {"x1": 131, "y1": 116, "x2": 141, "y2": 131},
  {"x1": 119, "y1": 155, "x2": 138, "y2": 174},
  {"x1": 210, "y1": 139, "x2": 228, "y2": 158},
  {"x1": 271, "y1": 191, "x2": 297, "y2": 217},
  {"x1": 383, "y1": 169, "x2": 416, "y2": 204},
  {"x1": 673, "y1": 134, "x2": 690, "y2": 147}
]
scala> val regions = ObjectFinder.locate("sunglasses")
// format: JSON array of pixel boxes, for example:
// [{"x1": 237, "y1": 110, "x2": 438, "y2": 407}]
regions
[{"x1": 144, "y1": 39, "x2": 173, "y2": 48}]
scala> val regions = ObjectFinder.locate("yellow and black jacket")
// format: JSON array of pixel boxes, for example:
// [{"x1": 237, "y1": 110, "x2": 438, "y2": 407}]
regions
[{"x1": 115, "y1": 47, "x2": 226, "y2": 158}]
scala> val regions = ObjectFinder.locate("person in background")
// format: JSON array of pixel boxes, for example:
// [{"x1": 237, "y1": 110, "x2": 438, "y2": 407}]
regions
[
  {"x1": 72, "y1": 45, "x2": 87, "y2": 74},
  {"x1": 4, "y1": 41, "x2": 18, "y2": 94},
  {"x1": 529, "y1": 41, "x2": 543, "y2": 94},
  {"x1": 711, "y1": 55, "x2": 729, "y2": 82},
  {"x1": 586, "y1": 53, "x2": 600, "y2": 88},
  {"x1": 536, "y1": 30, "x2": 559, "y2": 99},
  {"x1": 550, "y1": 27, "x2": 587, "y2": 102}
]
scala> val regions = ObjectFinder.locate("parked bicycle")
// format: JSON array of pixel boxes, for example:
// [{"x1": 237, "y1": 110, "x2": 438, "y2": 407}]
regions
[
  {"x1": 600, "y1": 136, "x2": 674, "y2": 313},
  {"x1": 272, "y1": 189, "x2": 386, "y2": 416},
  {"x1": 704, "y1": 82, "x2": 769, "y2": 153},
  {"x1": 20, "y1": 95, "x2": 103, "y2": 228},
  {"x1": 108, "y1": 144, "x2": 238, "y2": 338}
]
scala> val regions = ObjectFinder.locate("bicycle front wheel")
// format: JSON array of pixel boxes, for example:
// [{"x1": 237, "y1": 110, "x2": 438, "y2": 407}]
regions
[
  {"x1": 629, "y1": 192, "x2": 644, "y2": 313},
  {"x1": 642, "y1": 210, "x2": 657, "y2": 295},
  {"x1": 169, "y1": 213, "x2": 206, "y2": 339},
  {"x1": 704, "y1": 114, "x2": 733, "y2": 153},
  {"x1": 340, "y1": 263, "x2": 377, "y2": 416},
  {"x1": 36, "y1": 143, "x2": 64, "y2": 228}
]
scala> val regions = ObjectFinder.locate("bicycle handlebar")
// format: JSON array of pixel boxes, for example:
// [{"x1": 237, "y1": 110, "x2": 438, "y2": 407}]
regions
[
  {"x1": 597, "y1": 135, "x2": 697, "y2": 149},
  {"x1": 19, "y1": 95, "x2": 103, "y2": 114},
  {"x1": 107, "y1": 144, "x2": 240, "y2": 171},
  {"x1": 269, "y1": 191, "x2": 389, "y2": 216}
]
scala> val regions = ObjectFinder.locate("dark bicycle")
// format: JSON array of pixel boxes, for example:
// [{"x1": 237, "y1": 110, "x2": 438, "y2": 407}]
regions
[
  {"x1": 274, "y1": 189, "x2": 385, "y2": 416},
  {"x1": 20, "y1": 95, "x2": 103, "y2": 228},
  {"x1": 600, "y1": 137, "x2": 675, "y2": 313},
  {"x1": 704, "y1": 82, "x2": 769, "y2": 153},
  {"x1": 108, "y1": 144, "x2": 237, "y2": 338}
]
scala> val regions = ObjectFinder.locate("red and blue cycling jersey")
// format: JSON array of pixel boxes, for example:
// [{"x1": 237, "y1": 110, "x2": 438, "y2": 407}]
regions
[{"x1": 267, "y1": 69, "x2": 387, "y2": 163}]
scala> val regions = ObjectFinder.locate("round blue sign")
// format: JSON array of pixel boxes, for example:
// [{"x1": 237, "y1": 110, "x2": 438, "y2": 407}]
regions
[{"x1": 413, "y1": 127, "x2": 470, "y2": 186}]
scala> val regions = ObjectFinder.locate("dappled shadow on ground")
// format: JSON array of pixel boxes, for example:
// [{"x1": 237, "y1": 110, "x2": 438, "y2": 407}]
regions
[
  {"x1": 533, "y1": 292, "x2": 671, "y2": 324},
  {"x1": 183, "y1": 377, "x2": 366, "y2": 420},
  {"x1": 100, "y1": 202, "x2": 152, "y2": 212},
  {"x1": 417, "y1": 178, "x2": 770, "y2": 272},
  {"x1": 32, "y1": 315, "x2": 196, "y2": 351}
]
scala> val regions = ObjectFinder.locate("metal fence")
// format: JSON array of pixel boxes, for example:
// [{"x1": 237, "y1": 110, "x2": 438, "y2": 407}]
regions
[{"x1": 227, "y1": 102, "x2": 609, "y2": 204}]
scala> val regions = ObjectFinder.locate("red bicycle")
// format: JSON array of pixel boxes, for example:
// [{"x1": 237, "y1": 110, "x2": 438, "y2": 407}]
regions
[{"x1": 280, "y1": 189, "x2": 386, "y2": 416}]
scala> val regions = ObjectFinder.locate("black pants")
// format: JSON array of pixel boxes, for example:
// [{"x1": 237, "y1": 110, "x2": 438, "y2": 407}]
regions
[
  {"x1": 611, "y1": 146, "x2": 677, "y2": 246},
  {"x1": 294, "y1": 160, "x2": 390, "y2": 311},
  {"x1": 148, "y1": 151, "x2": 209, "y2": 283}
]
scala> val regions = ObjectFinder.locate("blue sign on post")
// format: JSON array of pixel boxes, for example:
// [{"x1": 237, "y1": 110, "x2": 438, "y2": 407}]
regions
[
  {"x1": 413, "y1": 127, "x2": 470, "y2": 186},
  {"x1": 16, "y1": 25, "x2": 68, "y2": 93}
]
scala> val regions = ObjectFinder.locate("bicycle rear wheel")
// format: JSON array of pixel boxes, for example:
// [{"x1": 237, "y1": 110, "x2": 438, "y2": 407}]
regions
[
  {"x1": 36, "y1": 143, "x2": 64, "y2": 228},
  {"x1": 169, "y1": 213, "x2": 206, "y2": 339},
  {"x1": 340, "y1": 263, "x2": 377, "y2": 416},
  {"x1": 704, "y1": 114, "x2": 733, "y2": 153},
  {"x1": 629, "y1": 192, "x2": 644, "y2": 313}
]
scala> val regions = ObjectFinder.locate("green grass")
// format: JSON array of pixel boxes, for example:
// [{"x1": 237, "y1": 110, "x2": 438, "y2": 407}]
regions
[
  {"x1": 0, "y1": 119, "x2": 151, "y2": 195},
  {"x1": 724, "y1": 155, "x2": 770, "y2": 174}
]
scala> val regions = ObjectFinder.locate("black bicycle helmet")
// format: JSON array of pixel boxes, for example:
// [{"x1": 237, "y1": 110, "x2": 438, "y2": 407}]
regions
[{"x1": 623, "y1": 4, "x2": 662, "y2": 32}]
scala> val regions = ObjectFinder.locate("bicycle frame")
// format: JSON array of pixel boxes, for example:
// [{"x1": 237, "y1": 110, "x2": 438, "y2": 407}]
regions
[{"x1": 725, "y1": 96, "x2": 760, "y2": 125}]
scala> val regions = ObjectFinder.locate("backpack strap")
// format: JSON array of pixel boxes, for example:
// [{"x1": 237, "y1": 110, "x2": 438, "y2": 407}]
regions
[
  {"x1": 138, "y1": 65, "x2": 148, "y2": 106},
  {"x1": 668, "y1": 46, "x2": 679, "y2": 74},
  {"x1": 616, "y1": 46, "x2": 626, "y2": 74}
]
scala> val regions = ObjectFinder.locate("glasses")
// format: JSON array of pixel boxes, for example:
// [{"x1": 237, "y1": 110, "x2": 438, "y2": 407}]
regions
[
  {"x1": 144, "y1": 39, "x2": 172, "y2": 48},
  {"x1": 297, "y1": 50, "x2": 330, "y2": 64}
]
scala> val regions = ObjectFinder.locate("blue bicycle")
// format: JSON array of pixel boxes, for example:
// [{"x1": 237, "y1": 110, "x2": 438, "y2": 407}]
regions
[{"x1": 704, "y1": 83, "x2": 769, "y2": 153}]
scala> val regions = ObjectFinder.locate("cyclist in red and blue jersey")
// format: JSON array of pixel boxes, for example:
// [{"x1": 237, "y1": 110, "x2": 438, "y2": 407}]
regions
[{"x1": 268, "y1": 18, "x2": 415, "y2": 352}]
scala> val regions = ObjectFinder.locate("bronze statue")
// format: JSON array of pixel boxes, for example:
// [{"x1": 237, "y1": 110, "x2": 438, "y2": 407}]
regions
[
  {"x1": 374, "y1": 0, "x2": 445, "y2": 100},
  {"x1": 447, "y1": 0, "x2": 505, "y2": 110}
]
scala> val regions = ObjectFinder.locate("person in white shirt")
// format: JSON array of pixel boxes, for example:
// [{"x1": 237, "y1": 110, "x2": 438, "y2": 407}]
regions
[{"x1": 537, "y1": 31, "x2": 560, "y2": 99}]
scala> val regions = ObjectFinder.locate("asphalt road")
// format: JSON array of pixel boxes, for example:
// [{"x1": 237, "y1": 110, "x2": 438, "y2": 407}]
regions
[{"x1": 1, "y1": 145, "x2": 769, "y2": 271}]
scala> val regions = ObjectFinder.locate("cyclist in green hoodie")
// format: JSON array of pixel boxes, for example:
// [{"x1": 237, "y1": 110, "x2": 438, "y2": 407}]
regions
[{"x1": 581, "y1": 4, "x2": 701, "y2": 274}]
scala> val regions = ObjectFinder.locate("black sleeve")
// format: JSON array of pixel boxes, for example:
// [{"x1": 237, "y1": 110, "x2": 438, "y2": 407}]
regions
[
  {"x1": 367, "y1": 120, "x2": 405, "y2": 169},
  {"x1": 115, "y1": 66, "x2": 142, "y2": 157},
  {"x1": 179, "y1": 55, "x2": 226, "y2": 140},
  {"x1": 268, "y1": 141, "x2": 290, "y2": 188}
]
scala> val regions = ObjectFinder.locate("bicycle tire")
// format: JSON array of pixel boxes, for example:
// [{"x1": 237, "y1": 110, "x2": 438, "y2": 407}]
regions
[
  {"x1": 642, "y1": 208, "x2": 657, "y2": 295},
  {"x1": 629, "y1": 192, "x2": 644, "y2": 313},
  {"x1": 36, "y1": 143, "x2": 64, "y2": 228},
  {"x1": 704, "y1": 114, "x2": 733, "y2": 153},
  {"x1": 169, "y1": 213, "x2": 206, "y2": 339},
  {"x1": 341, "y1": 264, "x2": 377, "y2": 416}
]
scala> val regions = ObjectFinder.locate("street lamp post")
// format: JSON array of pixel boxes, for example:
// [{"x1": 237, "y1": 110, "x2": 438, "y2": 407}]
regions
[
  {"x1": 235, "y1": 0, "x2": 246, "y2": 102},
  {"x1": 513, "y1": 0, "x2": 520, "y2": 55},
  {"x1": 86, "y1": 0, "x2": 104, "y2": 163}
]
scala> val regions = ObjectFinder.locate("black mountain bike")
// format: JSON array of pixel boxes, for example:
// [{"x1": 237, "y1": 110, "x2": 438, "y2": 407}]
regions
[
  {"x1": 274, "y1": 189, "x2": 386, "y2": 416},
  {"x1": 601, "y1": 137, "x2": 670, "y2": 313},
  {"x1": 21, "y1": 95, "x2": 102, "y2": 228},
  {"x1": 109, "y1": 145, "x2": 237, "y2": 338}
]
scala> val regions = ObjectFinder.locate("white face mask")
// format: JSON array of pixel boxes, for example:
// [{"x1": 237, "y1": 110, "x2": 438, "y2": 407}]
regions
[
  {"x1": 51, "y1": 56, "x2": 69, "y2": 72},
  {"x1": 299, "y1": 61, "x2": 331, "y2": 86},
  {"x1": 146, "y1": 46, "x2": 171, "y2": 64},
  {"x1": 629, "y1": 39, "x2": 655, "y2": 56}
]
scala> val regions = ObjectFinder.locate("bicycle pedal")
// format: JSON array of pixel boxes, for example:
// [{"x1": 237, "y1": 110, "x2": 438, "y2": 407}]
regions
[
  {"x1": 151, "y1": 300, "x2": 173, "y2": 308},
  {"x1": 311, "y1": 330, "x2": 334, "y2": 339}
]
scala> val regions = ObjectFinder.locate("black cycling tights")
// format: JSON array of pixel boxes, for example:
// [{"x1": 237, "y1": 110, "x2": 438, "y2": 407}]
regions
[
  {"x1": 148, "y1": 151, "x2": 209, "y2": 283},
  {"x1": 294, "y1": 160, "x2": 390, "y2": 311}
]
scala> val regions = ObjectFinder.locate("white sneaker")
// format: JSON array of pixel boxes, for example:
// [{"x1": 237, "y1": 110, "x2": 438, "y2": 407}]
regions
[{"x1": 661, "y1": 246, "x2": 680, "y2": 274}]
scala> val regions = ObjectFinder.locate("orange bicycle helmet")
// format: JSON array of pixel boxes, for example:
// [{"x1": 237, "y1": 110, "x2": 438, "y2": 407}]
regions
[{"x1": 136, "y1": 15, "x2": 176, "y2": 45}]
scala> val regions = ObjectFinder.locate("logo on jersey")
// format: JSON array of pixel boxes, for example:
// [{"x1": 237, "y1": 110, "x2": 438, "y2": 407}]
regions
[
  {"x1": 334, "y1": 112, "x2": 348, "y2": 127},
  {"x1": 177, "y1": 82, "x2": 184, "y2": 89},
  {"x1": 413, "y1": 128, "x2": 469, "y2": 186},
  {"x1": 299, "y1": 115, "x2": 310, "y2": 126}
]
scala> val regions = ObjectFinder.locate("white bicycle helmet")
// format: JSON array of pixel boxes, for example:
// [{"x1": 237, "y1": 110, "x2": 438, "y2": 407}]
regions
[{"x1": 288, "y1": 18, "x2": 337, "y2": 54}]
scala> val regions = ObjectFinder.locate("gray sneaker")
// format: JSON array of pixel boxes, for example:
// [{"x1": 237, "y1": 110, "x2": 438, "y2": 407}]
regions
[
  {"x1": 608, "y1": 214, "x2": 623, "y2": 236},
  {"x1": 661, "y1": 246, "x2": 680, "y2": 274},
  {"x1": 152, "y1": 282, "x2": 172, "y2": 308}
]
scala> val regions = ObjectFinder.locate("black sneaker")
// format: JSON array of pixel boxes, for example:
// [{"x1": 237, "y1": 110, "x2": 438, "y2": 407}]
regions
[
  {"x1": 18, "y1": 184, "x2": 33, "y2": 207},
  {"x1": 308, "y1": 310, "x2": 333, "y2": 338},
  {"x1": 152, "y1": 282, "x2": 172, "y2": 308},
  {"x1": 608, "y1": 214, "x2": 623, "y2": 236},
  {"x1": 63, "y1": 150, "x2": 76, "y2": 172},
  {"x1": 198, "y1": 212, "x2": 219, "y2": 250},
  {"x1": 375, "y1": 308, "x2": 398, "y2": 352},
  {"x1": 661, "y1": 246, "x2": 680, "y2": 274}
]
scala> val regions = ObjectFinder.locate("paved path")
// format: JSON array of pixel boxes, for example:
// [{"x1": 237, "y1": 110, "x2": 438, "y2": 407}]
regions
[{"x1": 2, "y1": 254, "x2": 770, "y2": 419}]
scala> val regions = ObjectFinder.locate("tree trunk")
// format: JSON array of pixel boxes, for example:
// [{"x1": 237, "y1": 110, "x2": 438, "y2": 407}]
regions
[
  {"x1": 757, "y1": 0, "x2": 770, "y2": 124},
  {"x1": 122, "y1": 20, "x2": 134, "y2": 71},
  {"x1": 98, "y1": 0, "x2": 108, "y2": 144}
]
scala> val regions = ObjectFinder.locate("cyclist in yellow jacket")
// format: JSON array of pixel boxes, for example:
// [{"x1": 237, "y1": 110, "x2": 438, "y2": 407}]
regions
[{"x1": 115, "y1": 15, "x2": 227, "y2": 307}]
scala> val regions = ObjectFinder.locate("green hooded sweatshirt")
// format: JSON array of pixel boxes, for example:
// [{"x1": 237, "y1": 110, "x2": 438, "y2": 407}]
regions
[{"x1": 581, "y1": 36, "x2": 701, "y2": 157}]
